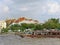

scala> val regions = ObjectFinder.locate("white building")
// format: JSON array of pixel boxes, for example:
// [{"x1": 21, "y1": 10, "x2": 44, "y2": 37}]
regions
[{"x1": 0, "y1": 21, "x2": 6, "y2": 29}]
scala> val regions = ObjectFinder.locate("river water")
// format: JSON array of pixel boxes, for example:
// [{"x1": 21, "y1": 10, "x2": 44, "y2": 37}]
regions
[{"x1": 0, "y1": 34, "x2": 60, "y2": 45}]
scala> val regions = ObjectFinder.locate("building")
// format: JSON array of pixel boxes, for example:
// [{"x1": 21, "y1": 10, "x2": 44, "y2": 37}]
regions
[
  {"x1": 8, "y1": 17, "x2": 39, "y2": 26},
  {"x1": 0, "y1": 21, "x2": 6, "y2": 29},
  {"x1": 14, "y1": 17, "x2": 39, "y2": 24},
  {"x1": 0, "y1": 21, "x2": 6, "y2": 32}
]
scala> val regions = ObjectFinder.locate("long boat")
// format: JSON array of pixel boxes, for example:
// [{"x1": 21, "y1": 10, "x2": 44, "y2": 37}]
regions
[{"x1": 14, "y1": 30, "x2": 60, "y2": 38}]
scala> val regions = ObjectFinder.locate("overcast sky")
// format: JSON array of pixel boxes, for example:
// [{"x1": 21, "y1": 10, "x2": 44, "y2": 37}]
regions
[{"x1": 0, "y1": 0, "x2": 60, "y2": 23}]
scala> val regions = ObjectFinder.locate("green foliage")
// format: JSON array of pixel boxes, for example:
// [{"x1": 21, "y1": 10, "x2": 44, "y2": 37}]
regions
[
  {"x1": 43, "y1": 18, "x2": 59, "y2": 29},
  {"x1": 34, "y1": 24, "x2": 43, "y2": 30},
  {"x1": 21, "y1": 23, "x2": 36, "y2": 31},
  {"x1": 56, "y1": 23, "x2": 60, "y2": 30},
  {"x1": 10, "y1": 24, "x2": 20, "y2": 32},
  {"x1": 1, "y1": 28, "x2": 9, "y2": 33},
  {"x1": 21, "y1": 23, "x2": 28, "y2": 29},
  {"x1": 9, "y1": 23, "x2": 44, "y2": 32},
  {"x1": 6, "y1": 18, "x2": 60, "y2": 32},
  {"x1": 49, "y1": 18, "x2": 59, "y2": 23}
]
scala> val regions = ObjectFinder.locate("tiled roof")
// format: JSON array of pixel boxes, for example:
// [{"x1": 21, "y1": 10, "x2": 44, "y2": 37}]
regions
[
  {"x1": 6, "y1": 17, "x2": 39, "y2": 24},
  {"x1": 15, "y1": 17, "x2": 26, "y2": 23}
]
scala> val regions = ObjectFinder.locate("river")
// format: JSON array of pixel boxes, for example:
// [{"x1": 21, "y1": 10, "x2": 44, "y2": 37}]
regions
[{"x1": 0, "y1": 34, "x2": 60, "y2": 45}]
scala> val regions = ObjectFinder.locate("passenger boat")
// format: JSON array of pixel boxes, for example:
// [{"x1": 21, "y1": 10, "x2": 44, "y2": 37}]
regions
[{"x1": 15, "y1": 30, "x2": 60, "y2": 38}]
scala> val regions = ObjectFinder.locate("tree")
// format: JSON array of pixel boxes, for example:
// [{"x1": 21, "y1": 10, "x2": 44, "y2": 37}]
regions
[
  {"x1": 34, "y1": 24, "x2": 43, "y2": 30},
  {"x1": 48, "y1": 18, "x2": 59, "y2": 23},
  {"x1": 20, "y1": 23, "x2": 36, "y2": 31},
  {"x1": 1, "y1": 28, "x2": 9, "y2": 33},
  {"x1": 21, "y1": 23, "x2": 28, "y2": 29},
  {"x1": 10, "y1": 24, "x2": 20, "y2": 32},
  {"x1": 56, "y1": 23, "x2": 60, "y2": 30},
  {"x1": 43, "y1": 18, "x2": 59, "y2": 29}
]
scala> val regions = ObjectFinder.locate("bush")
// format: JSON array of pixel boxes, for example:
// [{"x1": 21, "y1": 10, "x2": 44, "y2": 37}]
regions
[{"x1": 1, "y1": 28, "x2": 9, "y2": 33}]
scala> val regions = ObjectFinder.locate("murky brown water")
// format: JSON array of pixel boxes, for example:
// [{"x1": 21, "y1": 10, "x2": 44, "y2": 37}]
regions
[{"x1": 0, "y1": 34, "x2": 60, "y2": 45}]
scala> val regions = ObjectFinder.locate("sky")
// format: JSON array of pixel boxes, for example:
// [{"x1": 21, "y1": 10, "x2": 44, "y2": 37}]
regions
[{"x1": 0, "y1": 0, "x2": 60, "y2": 23}]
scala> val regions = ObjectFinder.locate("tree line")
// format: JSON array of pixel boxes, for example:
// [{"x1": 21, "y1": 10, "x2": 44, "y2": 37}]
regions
[{"x1": 1, "y1": 18, "x2": 60, "y2": 33}]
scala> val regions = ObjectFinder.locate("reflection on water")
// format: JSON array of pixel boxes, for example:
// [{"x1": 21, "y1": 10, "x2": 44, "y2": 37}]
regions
[{"x1": 0, "y1": 34, "x2": 60, "y2": 45}]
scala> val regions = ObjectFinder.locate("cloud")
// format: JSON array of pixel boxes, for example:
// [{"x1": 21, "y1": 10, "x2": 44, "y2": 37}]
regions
[
  {"x1": 0, "y1": 0, "x2": 14, "y2": 14},
  {"x1": 3, "y1": 0, "x2": 11, "y2": 2},
  {"x1": 3, "y1": 0, "x2": 14, "y2": 4},
  {"x1": 12, "y1": 0, "x2": 60, "y2": 15},
  {"x1": 0, "y1": 3, "x2": 10, "y2": 13},
  {"x1": 0, "y1": 0, "x2": 60, "y2": 23},
  {"x1": 19, "y1": 6, "x2": 29, "y2": 11},
  {"x1": 47, "y1": 2, "x2": 60, "y2": 14},
  {"x1": 2, "y1": 6, "x2": 9, "y2": 13}
]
